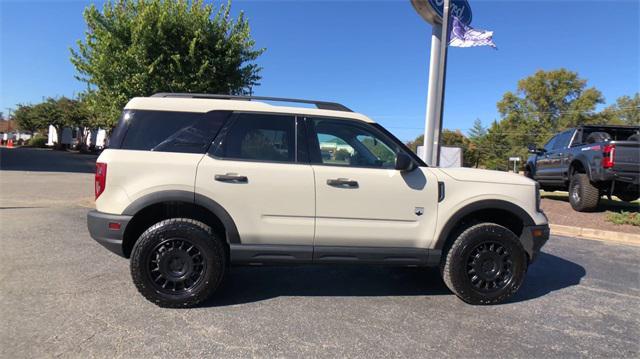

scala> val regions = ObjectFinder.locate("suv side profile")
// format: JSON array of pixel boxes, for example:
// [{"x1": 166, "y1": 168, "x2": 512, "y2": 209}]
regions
[{"x1": 88, "y1": 93, "x2": 549, "y2": 307}]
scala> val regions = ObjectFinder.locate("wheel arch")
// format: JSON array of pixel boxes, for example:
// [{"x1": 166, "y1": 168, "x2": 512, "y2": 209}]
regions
[
  {"x1": 121, "y1": 190, "x2": 240, "y2": 258},
  {"x1": 434, "y1": 199, "x2": 535, "y2": 255}
]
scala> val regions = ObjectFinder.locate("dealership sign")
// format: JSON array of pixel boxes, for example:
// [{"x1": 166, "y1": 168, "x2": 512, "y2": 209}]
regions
[{"x1": 411, "y1": 0, "x2": 472, "y2": 26}]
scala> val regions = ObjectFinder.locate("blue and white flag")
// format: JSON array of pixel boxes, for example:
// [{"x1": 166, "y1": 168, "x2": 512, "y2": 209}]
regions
[{"x1": 448, "y1": 16, "x2": 497, "y2": 49}]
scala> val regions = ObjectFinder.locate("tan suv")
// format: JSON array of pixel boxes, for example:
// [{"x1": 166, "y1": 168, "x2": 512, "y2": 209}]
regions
[{"x1": 87, "y1": 93, "x2": 549, "y2": 307}]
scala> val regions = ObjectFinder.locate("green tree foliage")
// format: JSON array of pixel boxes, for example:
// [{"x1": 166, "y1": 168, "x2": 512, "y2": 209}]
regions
[
  {"x1": 600, "y1": 93, "x2": 640, "y2": 125},
  {"x1": 70, "y1": 0, "x2": 264, "y2": 129},
  {"x1": 14, "y1": 104, "x2": 44, "y2": 134}
]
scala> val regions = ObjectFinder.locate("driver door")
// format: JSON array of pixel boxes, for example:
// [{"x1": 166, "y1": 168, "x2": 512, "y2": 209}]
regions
[{"x1": 306, "y1": 117, "x2": 439, "y2": 249}]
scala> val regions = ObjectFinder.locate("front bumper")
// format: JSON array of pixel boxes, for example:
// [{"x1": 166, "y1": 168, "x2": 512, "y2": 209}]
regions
[
  {"x1": 519, "y1": 224, "x2": 550, "y2": 263},
  {"x1": 87, "y1": 210, "x2": 131, "y2": 257}
]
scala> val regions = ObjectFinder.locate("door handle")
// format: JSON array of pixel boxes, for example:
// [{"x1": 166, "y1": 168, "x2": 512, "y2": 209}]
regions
[
  {"x1": 327, "y1": 178, "x2": 358, "y2": 188},
  {"x1": 215, "y1": 173, "x2": 248, "y2": 183}
]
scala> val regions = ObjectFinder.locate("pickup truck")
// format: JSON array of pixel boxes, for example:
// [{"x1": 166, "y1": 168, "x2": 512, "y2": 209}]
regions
[{"x1": 525, "y1": 125, "x2": 640, "y2": 212}]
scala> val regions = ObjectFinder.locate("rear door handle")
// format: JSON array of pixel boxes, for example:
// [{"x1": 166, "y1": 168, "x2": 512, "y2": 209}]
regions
[
  {"x1": 327, "y1": 178, "x2": 358, "y2": 188},
  {"x1": 215, "y1": 173, "x2": 248, "y2": 183}
]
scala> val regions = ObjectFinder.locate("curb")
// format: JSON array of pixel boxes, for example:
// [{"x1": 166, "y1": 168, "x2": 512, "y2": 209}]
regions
[{"x1": 550, "y1": 224, "x2": 640, "y2": 247}]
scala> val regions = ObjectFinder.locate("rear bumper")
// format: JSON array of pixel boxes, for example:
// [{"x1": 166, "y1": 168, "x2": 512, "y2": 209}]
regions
[
  {"x1": 519, "y1": 224, "x2": 550, "y2": 263},
  {"x1": 87, "y1": 210, "x2": 131, "y2": 257}
]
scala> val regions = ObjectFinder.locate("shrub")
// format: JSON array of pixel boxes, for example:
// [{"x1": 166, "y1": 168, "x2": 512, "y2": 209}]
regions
[
  {"x1": 606, "y1": 211, "x2": 640, "y2": 226},
  {"x1": 28, "y1": 135, "x2": 48, "y2": 148}
]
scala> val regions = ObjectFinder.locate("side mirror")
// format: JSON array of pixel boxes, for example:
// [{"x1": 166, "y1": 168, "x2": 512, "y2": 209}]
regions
[
  {"x1": 528, "y1": 144, "x2": 545, "y2": 154},
  {"x1": 395, "y1": 152, "x2": 415, "y2": 172}
]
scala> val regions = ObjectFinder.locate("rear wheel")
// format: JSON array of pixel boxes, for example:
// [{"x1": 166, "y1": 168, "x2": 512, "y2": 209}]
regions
[
  {"x1": 130, "y1": 218, "x2": 226, "y2": 308},
  {"x1": 569, "y1": 173, "x2": 600, "y2": 212},
  {"x1": 441, "y1": 223, "x2": 528, "y2": 305}
]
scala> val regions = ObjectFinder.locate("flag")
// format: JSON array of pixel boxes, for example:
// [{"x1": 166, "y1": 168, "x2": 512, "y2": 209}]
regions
[{"x1": 448, "y1": 16, "x2": 497, "y2": 49}]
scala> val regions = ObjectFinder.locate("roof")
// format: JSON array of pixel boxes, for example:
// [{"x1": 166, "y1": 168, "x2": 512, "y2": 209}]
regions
[{"x1": 124, "y1": 94, "x2": 376, "y2": 123}]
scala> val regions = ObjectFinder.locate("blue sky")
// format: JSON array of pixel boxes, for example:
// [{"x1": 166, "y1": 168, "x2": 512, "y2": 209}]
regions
[{"x1": 1, "y1": 0, "x2": 638, "y2": 141}]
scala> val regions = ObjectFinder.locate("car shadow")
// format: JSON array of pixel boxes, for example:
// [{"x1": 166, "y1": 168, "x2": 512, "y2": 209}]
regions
[
  {"x1": 543, "y1": 193, "x2": 639, "y2": 213},
  {"x1": 508, "y1": 252, "x2": 586, "y2": 303},
  {"x1": 203, "y1": 252, "x2": 585, "y2": 307}
]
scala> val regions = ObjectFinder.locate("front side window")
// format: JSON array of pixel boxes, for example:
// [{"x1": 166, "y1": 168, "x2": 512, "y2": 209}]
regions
[
  {"x1": 553, "y1": 131, "x2": 572, "y2": 150},
  {"x1": 215, "y1": 113, "x2": 295, "y2": 163},
  {"x1": 543, "y1": 135, "x2": 557, "y2": 152},
  {"x1": 311, "y1": 119, "x2": 401, "y2": 169}
]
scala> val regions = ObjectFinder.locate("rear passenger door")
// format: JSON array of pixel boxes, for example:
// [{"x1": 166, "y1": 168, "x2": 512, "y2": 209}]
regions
[{"x1": 195, "y1": 113, "x2": 315, "y2": 246}]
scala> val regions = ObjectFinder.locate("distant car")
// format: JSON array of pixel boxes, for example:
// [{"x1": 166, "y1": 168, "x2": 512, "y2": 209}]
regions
[
  {"x1": 525, "y1": 125, "x2": 640, "y2": 211},
  {"x1": 88, "y1": 93, "x2": 549, "y2": 307}
]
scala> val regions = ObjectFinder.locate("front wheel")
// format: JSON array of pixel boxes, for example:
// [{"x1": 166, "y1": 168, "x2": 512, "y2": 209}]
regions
[
  {"x1": 441, "y1": 223, "x2": 528, "y2": 305},
  {"x1": 130, "y1": 218, "x2": 226, "y2": 308}
]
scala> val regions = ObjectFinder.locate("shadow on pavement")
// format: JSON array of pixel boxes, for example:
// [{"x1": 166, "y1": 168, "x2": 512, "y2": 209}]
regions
[
  {"x1": 206, "y1": 266, "x2": 450, "y2": 307},
  {"x1": 510, "y1": 252, "x2": 586, "y2": 303},
  {"x1": 0, "y1": 147, "x2": 97, "y2": 174},
  {"x1": 205, "y1": 252, "x2": 585, "y2": 307},
  {"x1": 543, "y1": 193, "x2": 639, "y2": 213}
]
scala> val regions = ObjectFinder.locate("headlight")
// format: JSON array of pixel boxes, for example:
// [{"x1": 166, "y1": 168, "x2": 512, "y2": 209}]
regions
[{"x1": 535, "y1": 182, "x2": 541, "y2": 212}]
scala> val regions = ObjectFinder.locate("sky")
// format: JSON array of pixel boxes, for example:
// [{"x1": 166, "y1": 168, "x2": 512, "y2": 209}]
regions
[{"x1": 1, "y1": 0, "x2": 639, "y2": 141}]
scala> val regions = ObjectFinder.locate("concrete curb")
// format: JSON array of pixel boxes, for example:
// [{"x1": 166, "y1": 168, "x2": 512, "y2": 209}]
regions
[{"x1": 550, "y1": 224, "x2": 640, "y2": 247}]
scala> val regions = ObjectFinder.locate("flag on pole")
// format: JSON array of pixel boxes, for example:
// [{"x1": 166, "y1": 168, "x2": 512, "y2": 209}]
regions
[{"x1": 448, "y1": 16, "x2": 497, "y2": 49}]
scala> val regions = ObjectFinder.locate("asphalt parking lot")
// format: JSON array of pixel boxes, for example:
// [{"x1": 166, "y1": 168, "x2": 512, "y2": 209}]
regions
[{"x1": 1, "y1": 147, "x2": 639, "y2": 358}]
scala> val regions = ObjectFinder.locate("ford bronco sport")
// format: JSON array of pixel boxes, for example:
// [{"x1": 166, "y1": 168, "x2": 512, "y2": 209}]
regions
[{"x1": 87, "y1": 93, "x2": 549, "y2": 307}]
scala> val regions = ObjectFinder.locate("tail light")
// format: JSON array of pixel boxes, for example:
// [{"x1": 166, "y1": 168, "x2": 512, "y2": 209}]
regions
[
  {"x1": 602, "y1": 144, "x2": 615, "y2": 169},
  {"x1": 95, "y1": 162, "x2": 107, "y2": 199}
]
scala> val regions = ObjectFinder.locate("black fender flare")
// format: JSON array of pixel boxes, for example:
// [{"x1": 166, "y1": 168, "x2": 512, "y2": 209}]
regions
[
  {"x1": 122, "y1": 190, "x2": 241, "y2": 244},
  {"x1": 568, "y1": 155, "x2": 592, "y2": 179},
  {"x1": 434, "y1": 199, "x2": 535, "y2": 250}
]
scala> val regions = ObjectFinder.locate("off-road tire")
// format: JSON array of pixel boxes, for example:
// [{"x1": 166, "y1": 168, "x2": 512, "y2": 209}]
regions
[
  {"x1": 441, "y1": 223, "x2": 528, "y2": 305},
  {"x1": 130, "y1": 218, "x2": 226, "y2": 308},
  {"x1": 569, "y1": 173, "x2": 600, "y2": 212}
]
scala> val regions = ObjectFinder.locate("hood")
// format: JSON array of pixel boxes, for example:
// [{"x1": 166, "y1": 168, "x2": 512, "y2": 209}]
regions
[{"x1": 436, "y1": 167, "x2": 536, "y2": 186}]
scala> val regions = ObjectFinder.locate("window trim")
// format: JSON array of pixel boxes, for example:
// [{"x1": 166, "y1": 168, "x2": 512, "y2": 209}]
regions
[{"x1": 207, "y1": 112, "x2": 309, "y2": 165}]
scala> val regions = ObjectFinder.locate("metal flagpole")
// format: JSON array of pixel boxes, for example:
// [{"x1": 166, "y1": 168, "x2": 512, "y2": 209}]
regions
[{"x1": 422, "y1": 0, "x2": 451, "y2": 166}]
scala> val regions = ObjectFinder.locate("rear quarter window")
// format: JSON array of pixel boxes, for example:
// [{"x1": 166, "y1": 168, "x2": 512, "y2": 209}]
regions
[{"x1": 110, "y1": 110, "x2": 230, "y2": 153}]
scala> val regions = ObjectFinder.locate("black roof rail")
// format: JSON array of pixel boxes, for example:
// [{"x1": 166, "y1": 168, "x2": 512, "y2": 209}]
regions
[{"x1": 151, "y1": 92, "x2": 353, "y2": 112}]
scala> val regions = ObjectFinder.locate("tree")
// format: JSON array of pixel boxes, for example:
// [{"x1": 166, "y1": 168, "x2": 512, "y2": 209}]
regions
[
  {"x1": 14, "y1": 104, "x2": 45, "y2": 134},
  {"x1": 70, "y1": 0, "x2": 264, "y2": 128},
  {"x1": 481, "y1": 120, "x2": 511, "y2": 171},
  {"x1": 467, "y1": 119, "x2": 486, "y2": 141},
  {"x1": 498, "y1": 69, "x2": 604, "y2": 132},
  {"x1": 600, "y1": 93, "x2": 640, "y2": 125}
]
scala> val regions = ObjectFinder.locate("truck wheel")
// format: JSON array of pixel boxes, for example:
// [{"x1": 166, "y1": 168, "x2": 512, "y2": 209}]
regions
[
  {"x1": 569, "y1": 173, "x2": 600, "y2": 212},
  {"x1": 616, "y1": 192, "x2": 639, "y2": 203},
  {"x1": 130, "y1": 218, "x2": 226, "y2": 308},
  {"x1": 441, "y1": 223, "x2": 528, "y2": 305}
]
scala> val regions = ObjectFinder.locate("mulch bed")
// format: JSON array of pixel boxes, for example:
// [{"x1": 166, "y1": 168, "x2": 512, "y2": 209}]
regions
[{"x1": 541, "y1": 192, "x2": 639, "y2": 235}]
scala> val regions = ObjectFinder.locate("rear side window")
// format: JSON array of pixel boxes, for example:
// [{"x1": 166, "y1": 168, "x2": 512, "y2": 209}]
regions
[
  {"x1": 111, "y1": 110, "x2": 230, "y2": 153},
  {"x1": 214, "y1": 113, "x2": 295, "y2": 163}
]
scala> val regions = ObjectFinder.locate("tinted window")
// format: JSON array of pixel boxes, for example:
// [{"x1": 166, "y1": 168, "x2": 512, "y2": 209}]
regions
[
  {"x1": 215, "y1": 113, "x2": 295, "y2": 162},
  {"x1": 115, "y1": 110, "x2": 229, "y2": 153},
  {"x1": 543, "y1": 135, "x2": 557, "y2": 152},
  {"x1": 553, "y1": 131, "x2": 573, "y2": 150},
  {"x1": 311, "y1": 119, "x2": 401, "y2": 169}
]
